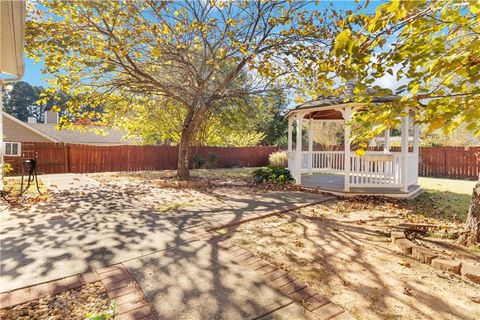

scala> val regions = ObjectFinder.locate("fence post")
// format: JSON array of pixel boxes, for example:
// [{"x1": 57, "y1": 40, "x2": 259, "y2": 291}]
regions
[
  {"x1": 444, "y1": 148, "x2": 448, "y2": 177},
  {"x1": 63, "y1": 143, "x2": 70, "y2": 173}
]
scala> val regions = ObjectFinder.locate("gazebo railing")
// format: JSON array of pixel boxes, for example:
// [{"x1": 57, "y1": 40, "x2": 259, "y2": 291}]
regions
[
  {"x1": 301, "y1": 151, "x2": 344, "y2": 172},
  {"x1": 301, "y1": 151, "x2": 415, "y2": 187},
  {"x1": 349, "y1": 153, "x2": 401, "y2": 187}
]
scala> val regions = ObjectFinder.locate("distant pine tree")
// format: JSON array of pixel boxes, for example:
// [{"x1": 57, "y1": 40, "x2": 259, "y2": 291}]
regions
[{"x1": 2, "y1": 81, "x2": 39, "y2": 122}]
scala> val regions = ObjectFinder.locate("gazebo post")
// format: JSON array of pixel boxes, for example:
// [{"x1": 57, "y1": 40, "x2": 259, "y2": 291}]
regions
[
  {"x1": 384, "y1": 128, "x2": 390, "y2": 153},
  {"x1": 294, "y1": 113, "x2": 304, "y2": 184},
  {"x1": 287, "y1": 117, "x2": 293, "y2": 153},
  {"x1": 400, "y1": 108, "x2": 410, "y2": 192},
  {"x1": 343, "y1": 106, "x2": 352, "y2": 192},
  {"x1": 413, "y1": 121, "x2": 420, "y2": 184},
  {"x1": 287, "y1": 117, "x2": 293, "y2": 172},
  {"x1": 308, "y1": 119, "x2": 313, "y2": 175}
]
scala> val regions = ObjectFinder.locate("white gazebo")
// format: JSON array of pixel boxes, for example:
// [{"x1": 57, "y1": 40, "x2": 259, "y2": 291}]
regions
[{"x1": 285, "y1": 94, "x2": 421, "y2": 198}]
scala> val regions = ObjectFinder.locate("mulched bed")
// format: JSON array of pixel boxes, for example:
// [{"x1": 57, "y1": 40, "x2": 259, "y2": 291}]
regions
[{"x1": 0, "y1": 282, "x2": 110, "y2": 320}]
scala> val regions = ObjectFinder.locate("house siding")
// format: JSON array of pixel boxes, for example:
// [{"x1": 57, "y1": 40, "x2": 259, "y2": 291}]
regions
[{"x1": 3, "y1": 114, "x2": 52, "y2": 142}]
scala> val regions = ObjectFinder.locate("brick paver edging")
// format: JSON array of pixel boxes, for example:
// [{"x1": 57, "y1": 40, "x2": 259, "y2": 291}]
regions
[
  {"x1": 391, "y1": 225, "x2": 480, "y2": 284},
  {"x1": 0, "y1": 264, "x2": 157, "y2": 320},
  {"x1": 210, "y1": 238, "x2": 353, "y2": 320}
]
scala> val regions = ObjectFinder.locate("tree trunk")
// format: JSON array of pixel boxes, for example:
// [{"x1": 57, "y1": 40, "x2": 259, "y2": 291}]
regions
[
  {"x1": 456, "y1": 178, "x2": 480, "y2": 246},
  {"x1": 177, "y1": 130, "x2": 191, "y2": 180},
  {"x1": 176, "y1": 107, "x2": 203, "y2": 180}
]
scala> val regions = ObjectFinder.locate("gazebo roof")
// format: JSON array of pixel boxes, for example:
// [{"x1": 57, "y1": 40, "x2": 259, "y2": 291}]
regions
[{"x1": 285, "y1": 93, "x2": 399, "y2": 120}]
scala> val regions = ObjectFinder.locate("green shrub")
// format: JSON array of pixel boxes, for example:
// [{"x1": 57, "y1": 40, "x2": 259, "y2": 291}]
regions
[
  {"x1": 85, "y1": 301, "x2": 117, "y2": 320},
  {"x1": 192, "y1": 152, "x2": 218, "y2": 169},
  {"x1": 204, "y1": 152, "x2": 218, "y2": 169},
  {"x1": 253, "y1": 166, "x2": 294, "y2": 184},
  {"x1": 268, "y1": 150, "x2": 288, "y2": 167},
  {"x1": 192, "y1": 154, "x2": 205, "y2": 169}
]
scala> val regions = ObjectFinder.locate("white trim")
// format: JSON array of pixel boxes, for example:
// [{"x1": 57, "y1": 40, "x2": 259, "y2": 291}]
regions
[
  {"x1": 309, "y1": 119, "x2": 345, "y2": 123},
  {"x1": 287, "y1": 117, "x2": 293, "y2": 152},
  {"x1": 400, "y1": 108, "x2": 409, "y2": 192},
  {"x1": 343, "y1": 106, "x2": 352, "y2": 192},
  {"x1": 285, "y1": 102, "x2": 363, "y2": 119},
  {"x1": 384, "y1": 129, "x2": 390, "y2": 153},
  {"x1": 413, "y1": 123, "x2": 420, "y2": 185},
  {"x1": 3, "y1": 141, "x2": 21, "y2": 156},
  {"x1": 2, "y1": 111, "x2": 57, "y2": 142},
  {"x1": 308, "y1": 120, "x2": 313, "y2": 175},
  {"x1": 1, "y1": 90, "x2": 3, "y2": 191},
  {"x1": 294, "y1": 113, "x2": 304, "y2": 184},
  {"x1": 299, "y1": 184, "x2": 422, "y2": 199},
  {"x1": 347, "y1": 183, "x2": 402, "y2": 188}
]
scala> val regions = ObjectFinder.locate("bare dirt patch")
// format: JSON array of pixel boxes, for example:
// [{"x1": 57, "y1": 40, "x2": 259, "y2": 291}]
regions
[
  {"x1": 89, "y1": 169, "x2": 299, "y2": 192},
  {"x1": 89, "y1": 168, "x2": 257, "y2": 186},
  {"x1": 0, "y1": 282, "x2": 110, "y2": 320},
  {"x1": 224, "y1": 198, "x2": 480, "y2": 320},
  {"x1": 87, "y1": 170, "x2": 304, "y2": 215}
]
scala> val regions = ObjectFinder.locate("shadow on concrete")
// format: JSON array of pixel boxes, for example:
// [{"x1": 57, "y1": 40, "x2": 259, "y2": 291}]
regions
[
  {"x1": 0, "y1": 186, "x2": 194, "y2": 292},
  {"x1": 1, "y1": 177, "x2": 329, "y2": 319}
]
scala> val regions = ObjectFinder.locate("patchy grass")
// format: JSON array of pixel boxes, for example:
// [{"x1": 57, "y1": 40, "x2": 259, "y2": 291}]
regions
[{"x1": 414, "y1": 177, "x2": 476, "y2": 221}]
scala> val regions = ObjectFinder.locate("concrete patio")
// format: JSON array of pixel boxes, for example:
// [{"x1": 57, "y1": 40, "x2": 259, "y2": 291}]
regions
[{"x1": 0, "y1": 173, "x2": 338, "y2": 319}]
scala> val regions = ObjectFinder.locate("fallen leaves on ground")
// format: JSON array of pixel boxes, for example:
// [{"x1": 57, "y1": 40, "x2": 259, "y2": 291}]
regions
[
  {"x1": 398, "y1": 259, "x2": 411, "y2": 268},
  {"x1": 403, "y1": 287, "x2": 413, "y2": 296}
]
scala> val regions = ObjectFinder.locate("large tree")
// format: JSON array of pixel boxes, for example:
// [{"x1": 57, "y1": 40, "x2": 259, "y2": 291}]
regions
[
  {"x1": 2, "y1": 81, "x2": 40, "y2": 122},
  {"x1": 27, "y1": 0, "x2": 336, "y2": 179},
  {"x1": 310, "y1": 0, "x2": 479, "y2": 244},
  {"x1": 107, "y1": 92, "x2": 275, "y2": 147}
]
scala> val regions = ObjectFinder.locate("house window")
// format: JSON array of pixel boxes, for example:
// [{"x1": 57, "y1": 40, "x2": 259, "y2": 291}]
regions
[{"x1": 4, "y1": 142, "x2": 21, "y2": 156}]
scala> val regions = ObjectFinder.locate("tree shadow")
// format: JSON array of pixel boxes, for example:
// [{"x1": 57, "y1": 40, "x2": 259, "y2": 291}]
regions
[
  {"x1": 0, "y1": 186, "x2": 191, "y2": 292},
  {"x1": 1, "y1": 177, "x2": 326, "y2": 319},
  {"x1": 223, "y1": 207, "x2": 480, "y2": 319}
]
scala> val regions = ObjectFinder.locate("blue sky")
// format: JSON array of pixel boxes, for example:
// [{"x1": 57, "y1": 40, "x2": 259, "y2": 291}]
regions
[
  {"x1": 23, "y1": 57, "x2": 48, "y2": 87},
  {"x1": 22, "y1": 1, "x2": 383, "y2": 88}
]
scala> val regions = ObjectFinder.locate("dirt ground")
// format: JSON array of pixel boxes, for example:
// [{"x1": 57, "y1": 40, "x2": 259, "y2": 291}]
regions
[{"x1": 223, "y1": 198, "x2": 480, "y2": 320}]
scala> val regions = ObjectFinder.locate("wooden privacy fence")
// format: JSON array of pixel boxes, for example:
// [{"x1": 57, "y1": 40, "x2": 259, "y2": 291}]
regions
[
  {"x1": 4, "y1": 142, "x2": 479, "y2": 179},
  {"x1": 4, "y1": 142, "x2": 278, "y2": 175},
  {"x1": 418, "y1": 146, "x2": 480, "y2": 180}
]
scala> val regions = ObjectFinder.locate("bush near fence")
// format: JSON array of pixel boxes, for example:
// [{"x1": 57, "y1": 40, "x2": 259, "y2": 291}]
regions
[{"x1": 4, "y1": 142, "x2": 479, "y2": 180}]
